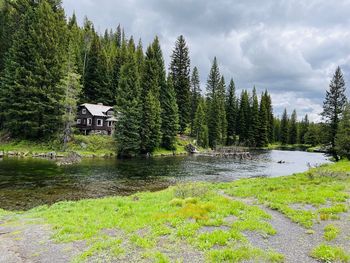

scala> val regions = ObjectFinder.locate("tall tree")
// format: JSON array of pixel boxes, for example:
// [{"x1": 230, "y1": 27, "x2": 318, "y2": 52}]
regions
[
  {"x1": 280, "y1": 109, "x2": 289, "y2": 145},
  {"x1": 264, "y1": 91, "x2": 274, "y2": 143},
  {"x1": 161, "y1": 76, "x2": 179, "y2": 150},
  {"x1": 226, "y1": 79, "x2": 237, "y2": 145},
  {"x1": 59, "y1": 41, "x2": 82, "y2": 150},
  {"x1": 322, "y1": 66, "x2": 347, "y2": 152},
  {"x1": 170, "y1": 35, "x2": 191, "y2": 133},
  {"x1": 217, "y1": 76, "x2": 227, "y2": 145},
  {"x1": 335, "y1": 103, "x2": 350, "y2": 159},
  {"x1": 194, "y1": 99, "x2": 209, "y2": 148},
  {"x1": 115, "y1": 51, "x2": 141, "y2": 157},
  {"x1": 257, "y1": 92, "x2": 268, "y2": 147},
  {"x1": 206, "y1": 58, "x2": 221, "y2": 148},
  {"x1": 190, "y1": 67, "x2": 201, "y2": 136},
  {"x1": 238, "y1": 90, "x2": 250, "y2": 144},
  {"x1": 0, "y1": 0, "x2": 67, "y2": 139},
  {"x1": 249, "y1": 87, "x2": 260, "y2": 146},
  {"x1": 299, "y1": 114, "x2": 309, "y2": 144},
  {"x1": 288, "y1": 109, "x2": 298, "y2": 144},
  {"x1": 139, "y1": 43, "x2": 162, "y2": 153}
]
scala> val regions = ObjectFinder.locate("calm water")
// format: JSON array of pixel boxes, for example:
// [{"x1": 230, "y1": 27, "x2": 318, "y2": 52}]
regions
[{"x1": 0, "y1": 150, "x2": 330, "y2": 210}]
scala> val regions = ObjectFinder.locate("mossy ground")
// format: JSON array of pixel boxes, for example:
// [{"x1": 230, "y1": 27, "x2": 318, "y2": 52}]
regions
[{"x1": 1, "y1": 161, "x2": 350, "y2": 262}]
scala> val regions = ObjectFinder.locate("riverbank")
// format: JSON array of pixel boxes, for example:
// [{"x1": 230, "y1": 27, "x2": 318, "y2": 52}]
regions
[
  {"x1": 265, "y1": 143, "x2": 327, "y2": 153},
  {"x1": 0, "y1": 161, "x2": 349, "y2": 262},
  {"x1": 0, "y1": 135, "x2": 203, "y2": 159}
]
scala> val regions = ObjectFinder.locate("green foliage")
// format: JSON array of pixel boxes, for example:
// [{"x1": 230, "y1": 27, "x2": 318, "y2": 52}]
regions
[
  {"x1": 336, "y1": 103, "x2": 350, "y2": 159},
  {"x1": 161, "y1": 76, "x2": 179, "y2": 150},
  {"x1": 280, "y1": 108, "x2": 289, "y2": 145},
  {"x1": 324, "y1": 224, "x2": 339, "y2": 241},
  {"x1": 0, "y1": 0, "x2": 67, "y2": 139},
  {"x1": 237, "y1": 90, "x2": 250, "y2": 144},
  {"x1": 170, "y1": 35, "x2": 191, "y2": 134},
  {"x1": 257, "y1": 91, "x2": 268, "y2": 147},
  {"x1": 322, "y1": 66, "x2": 347, "y2": 150},
  {"x1": 190, "y1": 67, "x2": 201, "y2": 136},
  {"x1": 115, "y1": 52, "x2": 141, "y2": 157},
  {"x1": 194, "y1": 100, "x2": 209, "y2": 148},
  {"x1": 288, "y1": 109, "x2": 298, "y2": 144},
  {"x1": 311, "y1": 244, "x2": 349, "y2": 262},
  {"x1": 226, "y1": 79, "x2": 237, "y2": 145}
]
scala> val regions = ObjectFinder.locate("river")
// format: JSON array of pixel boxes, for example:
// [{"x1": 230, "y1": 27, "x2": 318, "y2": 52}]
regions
[{"x1": 0, "y1": 150, "x2": 330, "y2": 210}]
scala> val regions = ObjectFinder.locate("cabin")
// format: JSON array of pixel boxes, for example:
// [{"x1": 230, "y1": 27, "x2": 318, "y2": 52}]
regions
[{"x1": 76, "y1": 103, "x2": 117, "y2": 135}]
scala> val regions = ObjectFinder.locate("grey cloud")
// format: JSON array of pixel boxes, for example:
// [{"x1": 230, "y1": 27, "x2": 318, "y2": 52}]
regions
[{"x1": 63, "y1": 0, "x2": 350, "y2": 121}]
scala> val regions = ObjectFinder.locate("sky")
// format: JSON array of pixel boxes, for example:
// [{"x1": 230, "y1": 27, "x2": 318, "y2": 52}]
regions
[{"x1": 62, "y1": 0, "x2": 350, "y2": 121}]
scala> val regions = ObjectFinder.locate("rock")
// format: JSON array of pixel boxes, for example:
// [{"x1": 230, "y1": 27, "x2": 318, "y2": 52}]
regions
[{"x1": 185, "y1": 144, "x2": 198, "y2": 154}]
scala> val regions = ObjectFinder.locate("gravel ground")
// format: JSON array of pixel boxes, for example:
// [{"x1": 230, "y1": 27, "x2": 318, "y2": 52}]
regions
[{"x1": 0, "y1": 195, "x2": 349, "y2": 263}]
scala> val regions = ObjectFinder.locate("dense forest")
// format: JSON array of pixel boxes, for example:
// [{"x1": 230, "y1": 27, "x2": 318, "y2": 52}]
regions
[{"x1": 0, "y1": 0, "x2": 348, "y2": 158}]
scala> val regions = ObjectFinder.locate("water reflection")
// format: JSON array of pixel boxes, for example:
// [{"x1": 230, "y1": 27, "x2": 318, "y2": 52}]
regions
[{"x1": 0, "y1": 150, "x2": 330, "y2": 210}]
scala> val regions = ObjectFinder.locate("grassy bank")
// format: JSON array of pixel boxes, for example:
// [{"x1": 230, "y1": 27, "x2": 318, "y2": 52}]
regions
[
  {"x1": 0, "y1": 135, "x2": 202, "y2": 158},
  {"x1": 1, "y1": 161, "x2": 350, "y2": 262}
]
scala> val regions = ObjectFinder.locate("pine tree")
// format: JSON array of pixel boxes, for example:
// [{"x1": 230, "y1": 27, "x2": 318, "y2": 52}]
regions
[
  {"x1": 288, "y1": 110, "x2": 298, "y2": 145},
  {"x1": 115, "y1": 51, "x2": 141, "y2": 157},
  {"x1": 226, "y1": 79, "x2": 237, "y2": 145},
  {"x1": 274, "y1": 117, "x2": 281, "y2": 142},
  {"x1": 238, "y1": 90, "x2": 250, "y2": 144},
  {"x1": 59, "y1": 41, "x2": 82, "y2": 150},
  {"x1": 257, "y1": 92, "x2": 268, "y2": 147},
  {"x1": 139, "y1": 42, "x2": 162, "y2": 153},
  {"x1": 305, "y1": 123, "x2": 320, "y2": 147},
  {"x1": 0, "y1": 0, "x2": 67, "y2": 139},
  {"x1": 264, "y1": 91, "x2": 274, "y2": 143},
  {"x1": 335, "y1": 103, "x2": 350, "y2": 159},
  {"x1": 299, "y1": 114, "x2": 309, "y2": 144},
  {"x1": 194, "y1": 99, "x2": 208, "y2": 148},
  {"x1": 322, "y1": 66, "x2": 347, "y2": 152},
  {"x1": 217, "y1": 76, "x2": 227, "y2": 145},
  {"x1": 249, "y1": 87, "x2": 260, "y2": 146},
  {"x1": 190, "y1": 67, "x2": 201, "y2": 136},
  {"x1": 170, "y1": 35, "x2": 191, "y2": 134},
  {"x1": 161, "y1": 76, "x2": 179, "y2": 150},
  {"x1": 206, "y1": 58, "x2": 221, "y2": 148},
  {"x1": 280, "y1": 109, "x2": 289, "y2": 145}
]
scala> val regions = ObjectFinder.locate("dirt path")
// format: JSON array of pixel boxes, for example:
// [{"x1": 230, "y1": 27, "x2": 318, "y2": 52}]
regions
[{"x1": 0, "y1": 218, "x2": 84, "y2": 263}]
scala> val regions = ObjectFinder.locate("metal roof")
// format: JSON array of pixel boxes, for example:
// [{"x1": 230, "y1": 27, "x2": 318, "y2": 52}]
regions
[{"x1": 81, "y1": 103, "x2": 114, "y2": 117}]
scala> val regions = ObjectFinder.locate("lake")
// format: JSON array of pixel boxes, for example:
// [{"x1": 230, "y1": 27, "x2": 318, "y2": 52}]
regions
[{"x1": 0, "y1": 150, "x2": 330, "y2": 210}]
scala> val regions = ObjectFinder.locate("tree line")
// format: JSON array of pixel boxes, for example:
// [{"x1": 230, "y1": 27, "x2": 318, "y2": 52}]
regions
[{"x1": 1, "y1": 0, "x2": 348, "y2": 158}]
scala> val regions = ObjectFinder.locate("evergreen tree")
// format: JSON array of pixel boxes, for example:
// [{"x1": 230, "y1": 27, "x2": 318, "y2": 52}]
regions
[
  {"x1": 304, "y1": 123, "x2": 320, "y2": 147},
  {"x1": 264, "y1": 91, "x2": 274, "y2": 143},
  {"x1": 288, "y1": 109, "x2": 298, "y2": 144},
  {"x1": 139, "y1": 41, "x2": 162, "y2": 153},
  {"x1": 335, "y1": 103, "x2": 350, "y2": 159},
  {"x1": 194, "y1": 99, "x2": 209, "y2": 148},
  {"x1": 280, "y1": 109, "x2": 289, "y2": 145},
  {"x1": 322, "y1": 66, "x2": 347, "y2": 152},
  {"x1": 273, "y1": 117, "x2": 281, "y2": 142},
  {"x1": 238, "y1": 90, "x2": 250, "y2": 144},
  {"x1": 0, "y1": 0, "x2": 67, "y2": 139},
  {"x1": 135, "y1": 39, "x2": 144, "y2": 75},
  {"x1": 115, "y1": 51, "x2": 141, "y2": 157},
  {"x1": 299, "y1": 114, "x2": 309, "y2": 144},
  {"x1": 226, "y1": 79, "x2": 237, "y2": 145},
  {"x1": 190, "y1": 67, "x2": 201, "y2": 136},
  {"x1": 206, "y1": 58, "x2": 221, "y2": 148},
  {"x1": 161, "y1": 76, "x2": 179, "y2": 150},
  {"x1": 249, "y1": 87, "x2": 260, "y2": 146},
  {"x1": 170, "y1": 35, "x2": 191, "y2": 133},
  {"x1": 59, "y1": 41, "x2": 82, "y2": 150},
  {"x1": 217, "y1": 76, "x2": 227, "y2": 145},
  {"x1": 257, "y1": 92, "x2": 268, "y2": 147}
]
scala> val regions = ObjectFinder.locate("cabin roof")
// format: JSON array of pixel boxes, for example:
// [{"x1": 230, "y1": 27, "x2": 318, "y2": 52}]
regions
[{"x1": 81, "y1": 103, "x2": 114, "y2": 117}]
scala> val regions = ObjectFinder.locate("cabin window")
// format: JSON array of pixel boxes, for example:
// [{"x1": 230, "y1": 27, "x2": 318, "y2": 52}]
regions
[
  {"x1": 97, "y1": 119, "x2": 103, "y2": 127},
  {"x1": 76, "y1": 119, "x2": 81, "y2": 124},
  {"x1": 83, "y1": 118, "x2": 87, "y2": 125},
  {"x1": 108, "y1": 121, "x2": 112, "y2": 127},
  {"x1": 87, "y1": 118, "x2": 92, "y2": 126},
  {"x1": 82, "y1": 109, "x2": 87, "y2": 114}
]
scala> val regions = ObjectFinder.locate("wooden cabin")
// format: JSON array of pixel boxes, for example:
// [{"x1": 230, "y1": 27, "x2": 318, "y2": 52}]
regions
[{"x1": 76, "y1": 103, "x2": 117, "y2": 135}]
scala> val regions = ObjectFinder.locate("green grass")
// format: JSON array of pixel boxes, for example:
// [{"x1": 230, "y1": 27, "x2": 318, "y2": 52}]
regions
[
  {"x1": 311, "y1": 244, "x2": 350, "y2": 262},
  {"x1": 324, "y1": 224, "x2": 340, "y2": 241},
  {"x1": 2, "y1": 160, "x2": 350, "y2": 261},
  {"x1": 220, "y1": 161, "x2": 350, "y2": 228}
]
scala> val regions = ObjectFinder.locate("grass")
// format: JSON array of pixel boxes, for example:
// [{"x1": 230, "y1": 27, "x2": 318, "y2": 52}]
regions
[
  {"x1": 311, "y1": 244, "x2": 350, "y2": 262},
  {"x1": 1, "y1": 160, "x2": 350, "y2": 261},
  {"x1": 323, "y1": 224, "x2": 340, "y2": 241},
  {"x1": 220, "y1": 161, "x2": 350, "y2": 228}
]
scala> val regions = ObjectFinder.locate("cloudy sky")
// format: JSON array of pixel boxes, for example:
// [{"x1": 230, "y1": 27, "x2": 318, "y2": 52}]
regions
[{"x1": 63, "y1": 0, "x2": 350, "y2": 121}]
